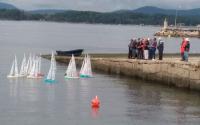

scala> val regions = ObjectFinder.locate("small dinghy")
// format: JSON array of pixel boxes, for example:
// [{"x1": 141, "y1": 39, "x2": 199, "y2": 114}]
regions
[
  {"x1": 7, "y1": 55, "x2": 19, "y2": 78},
  {"x1": 45, "y1": 52, "x2": 56, "y2": 83},
  {"x1": 80, "y1": 54, "x2": 93, "y2": 78},
  {"x1": 64, "y1": 54, "x2": 79, "y2": 79}
]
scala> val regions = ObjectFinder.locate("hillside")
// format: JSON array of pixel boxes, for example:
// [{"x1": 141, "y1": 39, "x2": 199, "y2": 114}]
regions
[
  {"x1": 132, "y1": 6, "x2": 200, "y2": 16},
  {"x1": 0, "y1": 2, "x2": 200, "y2": 26},
  {"x1": 0, "y1": 2, "x2": 17, "y2": 9}
]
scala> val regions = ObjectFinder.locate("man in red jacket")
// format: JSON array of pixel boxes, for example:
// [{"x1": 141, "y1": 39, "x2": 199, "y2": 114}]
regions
[{"x1": 180, "y1": 38, "x2": 187, "y2": 61}]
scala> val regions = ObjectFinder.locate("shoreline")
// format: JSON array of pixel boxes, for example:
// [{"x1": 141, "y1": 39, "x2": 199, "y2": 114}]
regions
[{"x1": 42, "y1": 53, "x2": 200, "y2": 91}]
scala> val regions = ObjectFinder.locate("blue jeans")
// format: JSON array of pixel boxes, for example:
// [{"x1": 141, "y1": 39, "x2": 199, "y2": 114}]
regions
[{"x1": 184, "y1": 51, "x2": 189, "y2": 62}]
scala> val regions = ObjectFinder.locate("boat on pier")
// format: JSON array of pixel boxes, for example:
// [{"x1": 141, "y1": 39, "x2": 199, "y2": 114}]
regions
[{"x1": 56, "y1": 49, "x2": 83, "y2": 56}]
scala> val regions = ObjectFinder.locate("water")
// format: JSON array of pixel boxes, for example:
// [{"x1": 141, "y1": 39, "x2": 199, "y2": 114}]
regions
[{"x1": 0, "y1": 21, "x2": 200, "y2": 125}]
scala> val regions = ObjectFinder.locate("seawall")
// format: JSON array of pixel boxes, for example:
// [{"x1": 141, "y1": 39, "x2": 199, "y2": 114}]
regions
[{"x1": 42, "y1": 55, "x2": 200, "y2": 91}]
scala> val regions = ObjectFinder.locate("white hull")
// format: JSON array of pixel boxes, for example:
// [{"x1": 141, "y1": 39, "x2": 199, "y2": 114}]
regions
[
  {"x1": 64, "y1": 76, "x2": 79, "y2": 79},
  {"x1": 27, "y1": 76, "x2": 43, "y2": 79},
  {"x1": 7, "y1": 75, "x2": 19, "y2": 78}
]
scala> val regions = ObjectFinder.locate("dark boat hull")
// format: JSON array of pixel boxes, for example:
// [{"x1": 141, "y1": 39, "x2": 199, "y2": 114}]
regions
[{"x1": 56, "y1": 49, "x2": 83, "y2": 56}]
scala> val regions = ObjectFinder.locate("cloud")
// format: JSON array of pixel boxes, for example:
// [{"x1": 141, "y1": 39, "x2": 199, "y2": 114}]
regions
[{"x1": 0, "y1": 0, "x2": 199, "y2": 11}]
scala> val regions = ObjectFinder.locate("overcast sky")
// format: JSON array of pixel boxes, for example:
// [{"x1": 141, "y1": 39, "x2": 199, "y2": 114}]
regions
[{"x1": 0, "y1": 0, "x2": 199, "y2": 11}]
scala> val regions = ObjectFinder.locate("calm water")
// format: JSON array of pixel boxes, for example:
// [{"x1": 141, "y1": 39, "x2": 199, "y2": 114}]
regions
[{"x1": 0, "y1": 21, "x2": 200, "y2": 125}]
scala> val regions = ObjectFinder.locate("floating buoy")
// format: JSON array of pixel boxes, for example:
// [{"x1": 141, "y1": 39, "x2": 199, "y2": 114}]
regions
[{"x1": 91, "y1": 96, "x2": 100, "y2": 108}]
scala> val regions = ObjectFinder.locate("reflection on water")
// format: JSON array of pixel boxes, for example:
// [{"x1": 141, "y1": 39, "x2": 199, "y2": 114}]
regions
[
  {"x1": 91, "y1": 107, "x2": 100, "y2": 118},
  {"x1": 118, "y1": 76, "x2": 200, "y2": 125},
  {"x1": 9, "y1": 79, "x2": 18, "y2": 97}
]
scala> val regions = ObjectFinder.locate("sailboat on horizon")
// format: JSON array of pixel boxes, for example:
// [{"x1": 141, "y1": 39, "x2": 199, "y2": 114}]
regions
[
  {"x1": 45, "y1": 52, "x2": 56, "y2": 83},
  {"x1": 7, "y1": 55, "x2": 19, "y2": 78},
  {"x1": 64, "y1": 54, "x2": 79, "y2": 79}
]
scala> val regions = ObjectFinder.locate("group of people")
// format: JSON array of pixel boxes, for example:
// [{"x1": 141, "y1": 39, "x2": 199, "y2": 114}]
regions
[
  {"x1": 128, "y1": 37, "x2": 191, "y2": 62},
  {"x1": 128, "y1": 37, "x2": 164, "y2": 60}
]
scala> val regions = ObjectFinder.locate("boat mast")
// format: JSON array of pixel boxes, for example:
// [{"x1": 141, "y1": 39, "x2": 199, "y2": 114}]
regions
[{"x1": 175, "y1": 9, "x2": 178, "y2": 28}]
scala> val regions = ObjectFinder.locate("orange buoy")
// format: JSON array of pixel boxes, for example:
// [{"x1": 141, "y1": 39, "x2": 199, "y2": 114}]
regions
[{"x1": 91, "y1": 96, "x2": 100, "y2": 108}]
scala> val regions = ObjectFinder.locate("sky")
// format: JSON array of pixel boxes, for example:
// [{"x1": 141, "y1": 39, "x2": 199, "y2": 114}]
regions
[{"x1": 0, "y1": 0, "x2": 199, "y2": 11}]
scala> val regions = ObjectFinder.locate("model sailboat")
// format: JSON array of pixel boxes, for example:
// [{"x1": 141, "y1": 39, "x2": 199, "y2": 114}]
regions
[
  {"x1": 64, "y1": 54, "x2": 79, "y2": 79},
  {"x1": 7, "y1": 55, "x2": 19, "y2": 78},
  {"x1": 80, "y1": 54, "x2": 93, "y2": 78},
  {"x1": 27, "y1": 56, "x2": 43, "y2": 79},
  {"x1": 45, "y1": 52, "x2": 56, "y2": 83}
]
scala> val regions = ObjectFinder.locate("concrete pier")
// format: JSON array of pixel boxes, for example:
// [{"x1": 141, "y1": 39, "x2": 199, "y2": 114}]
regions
[{"x1": 42, "y1": 55, "x2": 200, "y2": 91}]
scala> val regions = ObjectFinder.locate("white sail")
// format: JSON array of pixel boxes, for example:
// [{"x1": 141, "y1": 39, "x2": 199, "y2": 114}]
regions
[
  {"x1": 46, "y1": 52, "x2": 56, "y2": 82},
  {"x1": 19, "y1": 54, "x2": 27, "y2": 76},
  {"x1": 8, "y1": 61, "x2": 14, "y2": 76},
  {"x1": 7, "y1": 55, "x2": 19, "y2": 78},
  {"x1": 87, "y1": 55, "x2": 93, "y2": 77},
  {"x1": 65, "y1": 54, "x2": 78, "y2": 78},
  {"x1": 25, "y1": 53, "x2": 33, "y2": 75},
  {"x1": 80, "y1": 55, "x2": 86, "y2": 75},
  {"x1": 28, "y1": 57, "x2": 36, "y2": 78},
  {"x1": 80, "y1": 54, "x2": 93, "y2": 78},
  {"x1": 38, "y1": 56, "x2": 41, "y2": 74},
  {"x1": 14, "y1": 55, "x2": 19, "y2": 76}
]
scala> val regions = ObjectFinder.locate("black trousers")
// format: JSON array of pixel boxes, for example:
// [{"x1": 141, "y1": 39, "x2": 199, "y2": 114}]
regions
[
  {"x1": 128, "y1": 48, "x2": 132, "y2": 59},
  {"x1": 159, "y1": 50, "x2": 163, "y2": 60}
]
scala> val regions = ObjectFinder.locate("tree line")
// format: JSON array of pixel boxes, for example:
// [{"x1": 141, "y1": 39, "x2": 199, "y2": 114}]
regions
[{"x1": 0, "y1": 9, "x2": 200, "y2": 26}]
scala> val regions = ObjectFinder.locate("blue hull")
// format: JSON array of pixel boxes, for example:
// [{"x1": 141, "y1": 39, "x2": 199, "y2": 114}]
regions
[
  {"x1": 80, "y1": 74, "x2": 93, "y2": 78},
  {"x1": 45, "y1": 79, "x2": 56, "y2": 83}
]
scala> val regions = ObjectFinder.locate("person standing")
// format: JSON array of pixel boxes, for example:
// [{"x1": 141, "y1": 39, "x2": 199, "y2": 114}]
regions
[
  {"x1": 137, "y1": 39, "x2": 143, "y2": 59},
  {"x1": 148, "y1": 38, "x2": 154, "y2": 60},
  {"x1": 152, "y1": 38, "x2": 157, "y2": 60},
  {"x1": 132, "y1": 38, "x2": 137, "y2": 59},
  {"x1": 180, "y1": 38, "x2": 186, "y2": 61},
  {"x1": 157, "y1": 37, "x2": 164, "y2": 60},
  {"x1": 128, "y1": 39, "x2": 133, "y2": 59},
  {"x1": 184, "y1": 38, "x2": 190, "y2": 62},
  {"x1": 143, "y1": 38, "x2": 149, "y2": 60}
]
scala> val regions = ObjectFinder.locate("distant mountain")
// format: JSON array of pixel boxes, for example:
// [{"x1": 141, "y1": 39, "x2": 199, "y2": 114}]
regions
[
  {"x1": 132, "y1": 6, "x2": 200, "y2": 16},
  {"x1": 28, "y1": 9, "x2": 66, "y2": 14},
  {"x1": 0, "y1": 2, "x2": 17, "y2": 9}
]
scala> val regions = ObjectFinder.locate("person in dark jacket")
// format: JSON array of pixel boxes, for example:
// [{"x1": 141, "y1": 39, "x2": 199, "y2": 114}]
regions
[
  {"x1": 152, "y1": 38, "x2": 157, "y2": 60},
  {"x1": 157, "y1": 37, "x2": 164, "y2": 60},
  {"x1": 128, "y1": 39, "x2": 133, "y2": 59},
  {"x1": 131, "y1": 38, "x2": 137, "y2": 59},
  {"x1": 137, "y1": 39, "x2": 143, "y2": 59}
]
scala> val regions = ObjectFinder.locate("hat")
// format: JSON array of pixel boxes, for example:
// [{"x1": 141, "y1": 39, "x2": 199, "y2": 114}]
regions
[{"x1": 185, "y1": 38, "x2": 190, "y2": 41}]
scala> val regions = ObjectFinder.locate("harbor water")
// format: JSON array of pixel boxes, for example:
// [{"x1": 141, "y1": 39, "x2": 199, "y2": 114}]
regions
[{"x1": 0, "y1": 21, "x2": 200, "y2": 125}]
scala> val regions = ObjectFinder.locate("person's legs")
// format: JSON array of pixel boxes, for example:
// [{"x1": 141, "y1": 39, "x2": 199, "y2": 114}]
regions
[
  {"x1": 132, "y1": 49, "x2": 136, "y2": 59},
  {"x1": 153, "y1": 48, "x2": 156, "y2": 59},
  {"x1": 159, "y1": 50, "x2": 163, "y2": 60},
  {"x1": 181, "y1": 52, "x2": 184, "y2": 61},
  {"x1": 128, "y1": 48, "x2": 131, "y2": 59},
  {"x1": 184, "y1": 51, "x2": 188, "y2": 62},
  {"x1": 160, "y1": 51, "x2": 163, "y2": 60}
]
